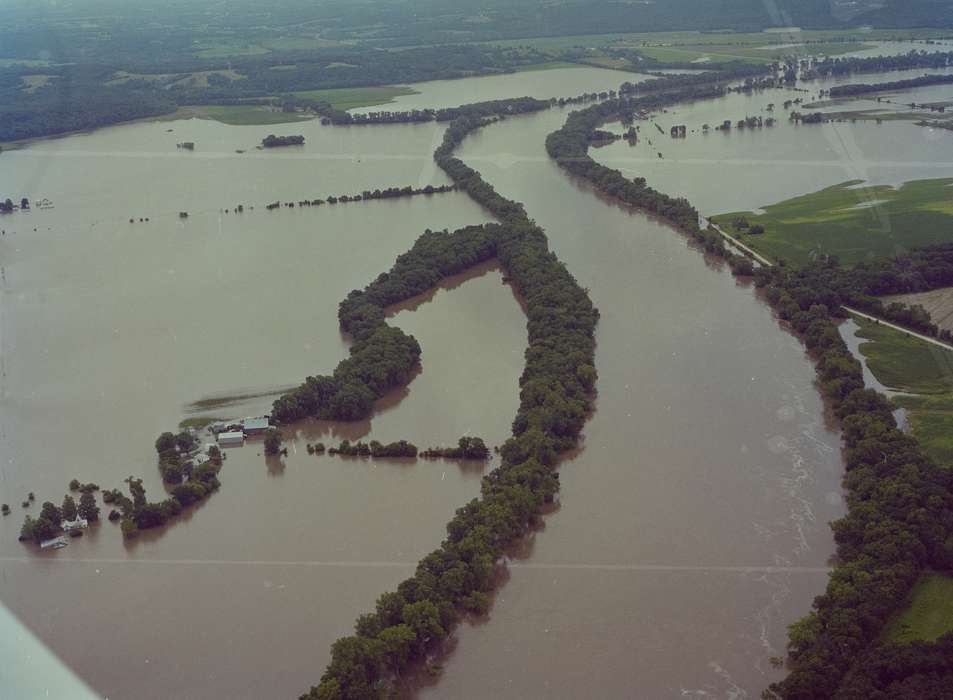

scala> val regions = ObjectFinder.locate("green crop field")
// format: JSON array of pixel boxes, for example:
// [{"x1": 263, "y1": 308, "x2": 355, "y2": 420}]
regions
[
  {"x1": 855, "y1": 318, "x2": 953, "y2": 395},
  {"x1": 886, "y1": 573, "x2": 953, "y2": 643},
  {"x1": 894, "y1": 393, "x2": 953, "y2": 467},
  {"x1": 293, "y1": 86, "x2": 419, "y2": 110},
  {"x1": 714, "y1": 178, "x2": 953, "y2": 266},
  {"x1": 174, "y1": 105, "x2": 315, "y2": 125},
  {"x1": 851, "y1": 317, "x2": 953, "y2": 467}
]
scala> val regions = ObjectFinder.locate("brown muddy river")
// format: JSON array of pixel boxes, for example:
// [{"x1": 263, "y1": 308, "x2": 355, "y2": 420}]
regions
[{"x1": 1, "y1": 62, "x2": 950, "y2": 699}]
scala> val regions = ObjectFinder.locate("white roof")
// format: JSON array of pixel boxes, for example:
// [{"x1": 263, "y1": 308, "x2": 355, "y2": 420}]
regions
[
  {"x1": 218, "y1": 431, "x2": 244, "y2": 443},
  {"x1": 62, "y1": 518, "x2": 88, "y2": 530},
  {"x1": 40, "y1": 536, "x2": 68, "y2": 549}
]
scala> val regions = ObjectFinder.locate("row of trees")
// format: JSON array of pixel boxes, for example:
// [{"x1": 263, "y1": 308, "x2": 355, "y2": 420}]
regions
[
  {"x1": 321, "y1": 96, "x2": 550, "y2": 126},
  {"x1": 764, "y1": 243, "x2": 953, "y2": 342},
  {"x1": 829, "y1": 72, "x2": 953, "y2": 97},
  {"x1": 542, "y1": 71, "x2": 953, "y2": 699},
  {"x1": 328, "y1": 440, "x2": 418, "y2": 458},
  {"x1": 301, "y1": 98, "x2": 598, "y2": 700},
  {"x1": 264, "y1": 184, "x2": 455, "y2": 211},
  {"x1": 420, "y1": 437, "x2": 490, "y2": 460},
  {"x1": 545, "y1": 75, "x2": 746, "y2": 267},
  {"x1": 754, "y1": 261, "x2": 953, "y2": 699},
  {"x1": 801, "y1": 50, "x2": 953, "y2": 79}
]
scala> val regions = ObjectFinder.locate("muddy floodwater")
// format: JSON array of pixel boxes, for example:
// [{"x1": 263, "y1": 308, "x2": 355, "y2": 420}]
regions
[{"x1": 1, "y1": 60, "x2": 949, "y2": 698}]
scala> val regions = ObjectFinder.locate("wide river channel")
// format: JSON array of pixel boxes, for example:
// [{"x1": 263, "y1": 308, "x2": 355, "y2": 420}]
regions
[{"x1": 2, "y1": 57, "x2": 953, "y2": 698}]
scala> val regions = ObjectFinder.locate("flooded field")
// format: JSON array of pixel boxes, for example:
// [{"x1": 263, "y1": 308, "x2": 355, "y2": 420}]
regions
[
  {"x1": 2, "y1": 59, "x2": 951, "y2": 698},
  {"x1": 591, "y1": 71, "x2": 953, "y2": 215}
]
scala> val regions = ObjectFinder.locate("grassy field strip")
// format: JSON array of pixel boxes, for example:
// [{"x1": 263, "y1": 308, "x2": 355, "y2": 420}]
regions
[
  {"x1": 848, "y1": 311, "x2": 953, "y2": 481},
  {"x1": 172, "y1": 105, "x2": 316, "y2": 126},
  {"x1": 713, "y1": 178, "x2": 953, "y2": 267},
  {"x1": 292, "y1": 85, "x2": 420, "y2": 110},
  {"x1": 885, "y1": 573, "x2": 953, "y2": 643}
]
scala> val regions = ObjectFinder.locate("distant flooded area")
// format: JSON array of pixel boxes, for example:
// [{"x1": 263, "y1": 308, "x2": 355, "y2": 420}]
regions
[{"x1": 2, "y1": 57, "x2": 951, "y2": 698}]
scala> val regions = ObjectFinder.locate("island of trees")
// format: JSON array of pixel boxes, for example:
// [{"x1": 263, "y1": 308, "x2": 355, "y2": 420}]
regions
[{"x1": 261, "y1": 134, "x2": 305, "y2": 148}]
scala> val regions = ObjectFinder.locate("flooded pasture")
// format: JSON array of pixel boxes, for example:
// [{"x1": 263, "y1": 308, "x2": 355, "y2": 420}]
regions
[{"x1": 3, "y1": 59, "x2": 951, "y2": 698}]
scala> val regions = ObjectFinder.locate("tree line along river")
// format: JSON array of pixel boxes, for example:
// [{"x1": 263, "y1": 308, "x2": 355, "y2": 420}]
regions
[{"x1": 1, "y1": 58, "x2": 951, "y2": 698}]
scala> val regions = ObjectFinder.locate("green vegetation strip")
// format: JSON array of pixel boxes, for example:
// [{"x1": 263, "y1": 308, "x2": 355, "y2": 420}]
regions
[
  {"x1": 292, "y1": 86, "x2": 420, "y2": 111},
  {"x1": 715, "y1": 178, "x2": 953, "y2": 267},
  {"x1": 182, "y1": 105, "x2": 314, "y2": 126},
  {"x1": 851, "y1": 316, "x2": 953, "y2": 467},
  {"x1": 854, "y1": 317, "x2": 953, "y2": 394},
  {"x1": 886, "y1": 573, "x2": 953, "y2": 643},
  {"x1": 894, "y1": 394, "x2": 953, "y2": 467}
]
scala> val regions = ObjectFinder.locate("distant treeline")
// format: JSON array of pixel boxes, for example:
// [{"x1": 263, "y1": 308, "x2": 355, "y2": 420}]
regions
[
  {"x1": 299, "y1": 97, "x2": 598, "y2": 700},
  {"x1": 263, "y1": 184, "x2": 455, "y2": 210},
  {"x1": 542, "y1": 70, "x2": 953, "y2": 700},
  {"x1": 319, "y1": 96, "x2": 551, "y2": 126},
  {"x1": 829, "y1": 72, "x2": 953, "y2": 97},
  {"x1": 801, "y1": 50, "x2": 953, "y2": 79},
  {"x1": 0, "y1": 44, "x2": 554, "y2": 142}
]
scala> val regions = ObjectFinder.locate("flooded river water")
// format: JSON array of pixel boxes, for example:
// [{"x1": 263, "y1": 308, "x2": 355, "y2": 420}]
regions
[{"x1": 1, "y1": 61, "x2": 950, "y2": 698}]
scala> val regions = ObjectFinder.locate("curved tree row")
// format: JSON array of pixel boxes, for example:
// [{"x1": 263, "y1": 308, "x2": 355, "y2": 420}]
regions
[
  {"x1": 300, "y1": 101, "x2": 598, "y2": 699},
  {"x1": 545, "y1": 77, "x2": 953, "y2": 700},
  {"x1": 545, "y1": 76, "x2": 752, "y2": 272}
]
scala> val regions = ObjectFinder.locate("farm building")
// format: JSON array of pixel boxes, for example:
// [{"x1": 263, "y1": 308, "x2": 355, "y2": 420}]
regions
[
  {"x1": 62, "y1": 518, "x2": 88, "y2": 531},
  {"x1": 217, "y1": 431, "x2": 244, "y2": 446},
  {"x1": 243, "y1": 417, "x2": 270, "y2": 435}
]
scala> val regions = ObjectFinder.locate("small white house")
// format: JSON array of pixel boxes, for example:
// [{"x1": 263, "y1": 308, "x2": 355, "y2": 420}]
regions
[
  {"x1": 62, "y1": 517, "x2": 88, "y2": 531},
  {"x1": 40, "y1": 536, "x2": 68, "y2": 549},
  {"x1": 218, "y1": 431, "x2": 244, "y2": 446}
]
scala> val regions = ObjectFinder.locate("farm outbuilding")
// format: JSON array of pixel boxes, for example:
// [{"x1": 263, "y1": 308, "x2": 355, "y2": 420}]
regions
[{"x1": 217, "y1": 431, "x2": 244, "y2": 446}]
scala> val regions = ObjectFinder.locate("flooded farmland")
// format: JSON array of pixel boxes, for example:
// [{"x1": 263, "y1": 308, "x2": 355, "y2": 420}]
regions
[{"x1": 3, "y1": 60, "x2": 952, "y2": 698}]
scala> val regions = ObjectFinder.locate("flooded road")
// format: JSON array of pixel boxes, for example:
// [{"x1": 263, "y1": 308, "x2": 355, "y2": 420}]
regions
[{"x1": 3, "y1": 60, "x2": 949, "y2": 698}]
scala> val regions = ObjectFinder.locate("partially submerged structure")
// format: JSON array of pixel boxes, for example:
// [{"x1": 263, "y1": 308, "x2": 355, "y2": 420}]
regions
[{"x1": 217, "y1": 431, "x2": 244, "y2": 447}]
